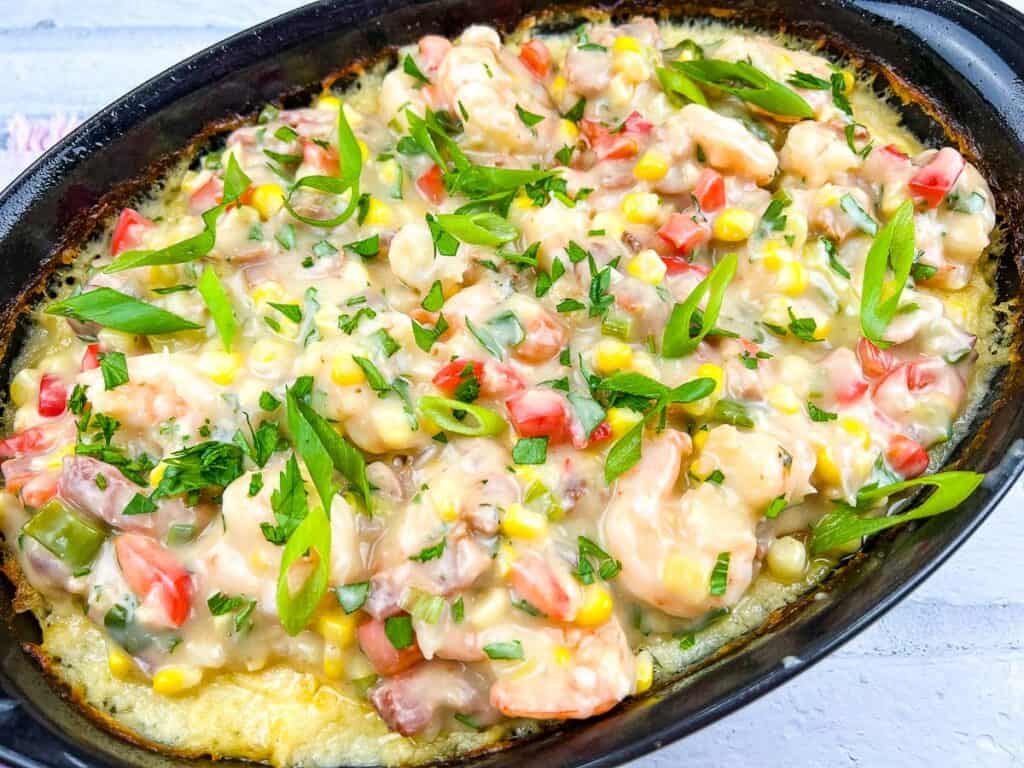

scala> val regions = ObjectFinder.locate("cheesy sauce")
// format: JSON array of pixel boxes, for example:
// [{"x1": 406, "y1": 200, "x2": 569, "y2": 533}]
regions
[{"x1": 0, "y1": 17, "x2": 996, "y2": 767}]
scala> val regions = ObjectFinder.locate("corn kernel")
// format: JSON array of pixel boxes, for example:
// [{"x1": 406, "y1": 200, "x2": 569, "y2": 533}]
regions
[
  {"x1": 575, "y1": 584, "x2": 613, "y2": 627},
  {"x1": 627, "y1": 248, "x2": 667, "y2": 285},
  {"x1": 591, "y1": 211, "x2": 625, "y2": 240},
  {"x1": 814, "y1": 185, "x2": 841, "y2": 208},
  {"x1": 43, "y1": 443, "x2": 73, "y2": 471},
  {"x1": 815, "y1": 444, "x2": 842, "y2": 487},
  {"x1": 635, "y1": 649, "x2": 654, "y2": 693},
  {"x1": 549, "y1": 75, "x2": 567, "y2": 102},
  {"x1": 250, "y1": 280, "x2": 286, "y2": 307},
  {"x1": 96, "y1": 329, "x2": 140, "y2": 354},
  {"x1": 633, "y1": 150, "x2": 669, "y2": 182},
  {"x1": 149, "y1": 462, "x2": 168, "y2": 488},
  {"x1": 251, "y1": 183, "x2": 286, "y2": 221},
  {"x1": 766, "y1": 383, "x2": 802, "y2": 415},
  {"x1": 357, "y1": 139, "x2": 370, "y2": 163},
  {"x1": 199, "y1": 350, "x2": 241, "y2": 385},
  {"x1": 553, "y1": 645, "x2": 573, "y2": 665},
  {"x1": 662, "y1": 554, "x2": 706, "y2": 603},
  {"x1": 692, "y1": 428, "x2": 709, "y2": 451},
  {"x1": 607, "y1": 407, "x2": 643, "y2": 440},
  {"x1": 317, "y1": 95, "x2": 342, "y2": 111},
  {"x1": 152, "y1": 665, "x2": 202, "y2": 696},
  {"x1": 812, "y1": 316, "x2": 831, "y2": 341},
  {"x1": 609, "y1": 75, "x2": 635, "y2": 110},
  {"x1": 372, "y1": 402, "x2": 420, "y2": 451},
  {"x1": 147, "y1": 264, "x2": 179, "y2": 289},
  {"x1": 682, "y1": 362, "x2": 724, "y2": 417},
  {"x1": 558, "y1": 119, "x2": 579, "y2": 143},
  {"x1": 364, "y1": 197, "x2": 393, "y2": 227},
  {"x1": 839, "y1": 416, "x2": 871, "y2": 449},
  {"x1": 495, "y1": 543, "x2": 518, "y2": 579},
  {"x1": 9, "y1": 369, "x2": 40, "y2": 407},
  {"x1": 713, "y1": 208, "x2": 756, "y2": 242},
  {"x1": 766, "y1": 536, "x2": 808, "y2": 582},
  {"x1": 108, "y1": 648, "x2": 139, "y2": 681},
  {"x1": 500, "y1": 503, "x2": 548, "y2": 540},
  {"x1": 840, "y1": 69, "x2": 855, "y2": 94},
  {"x1": 316, "y1": 610, "x2": 357, "y2": 648},
  {"x1": 331, "y1": 354, "x2": 366, "y2": 386},
  {"x1": 323, "y1": 642, "x2": 345, "y2": 679},
  {"x1": 762, "y1": 241, "x2": 788, "y2": 271},
  {"x1": 612, "y1": 35, "x2": 643, "y2": 53},
  {"x1": 594, "y1": 339, "x2": 634, "y2": 374},
  {"x1": 434, "y1": 496, "x2": 458, "y2": 522},
  {"x1": 621, "y1": 192, "x2": 660, "y2": 224},
  {"x1": 777, "y1": 260, "x2": 807, "y2": 296}
]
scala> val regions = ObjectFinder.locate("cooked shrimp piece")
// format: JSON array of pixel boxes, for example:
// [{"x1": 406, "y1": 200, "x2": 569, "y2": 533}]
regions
[
  {"x1": 388, "y1": 219, "x2": 472, "y2": 293},
  {"x1": 872, "y1": 358, "x2": 965, "y2": 446},
  {"x1": 509, "y1": 550, "x2": 582, "y2": 622},
  {"x1": 779, "y1": 121, "x2": 860, "y2": 187},
  {"x1": 601, "y1": 430, "x2": 762, "y2": 617},
  {"x1": 486, "y1": 617, "x2": 635, "y2": 720},
  {"x1": 670, "y1": 104, "x2": 778, "y2": 184}
]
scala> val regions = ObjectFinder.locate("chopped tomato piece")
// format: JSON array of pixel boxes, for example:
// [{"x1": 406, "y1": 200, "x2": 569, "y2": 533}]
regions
[
  {"x1": 886, "y1": 435, "x2": 929, "y2": 478},
  {"x1": 506, "y1": 389, "x2": 572, "y2": 444},
  {"x1": 110, "y1": 208, "x2": 155, "y2": 257},
  {"x1": 188, "y1": 176, "x2": 223, "y2": 214},
  {"x1": 358, "y1": 618, "x2": 423, "y2": 676},
  {"x1": 657, "y1": 212, "x2": 710, "y2": 255},
  {"x1": 37, "y1": 374, "x2": 67, "y2": 418},
  {"x1": 416, "y1": 164, "x2": 446, "y2": 205},
  {"x1": 580, "y1": 111, "x2": 652, "y2": 161},
  {"x1": 857, "y1": 337, "x2": 895, "y2": 379},
  {"x1": 835, "y1": 377, "x2": 868, "y2": 405},
  {"x1": 621, "y1": 111, "x2": 653, "y2": 136},
  {"x1": 114, "y1": 533, "x2": 194, "y2": 628},
  {"x1": 433, "y1": 360, "x2": 485, "y2": 395},
  {"x1": 511, "y1": 311, "x2": 566, "y2": 364},
  {"x1": 519, "y1": 39, "x2": 552, "y2": 80},
  {"x1": 418, "y1": 35, "x2": 452, "y2": 71},
  {"x1": 81, "y1": 343, "x2": 101, "y2": 371},
  {"x1": 302, "y1": 140, "x2": 340, "y2": 176},
  {"x1": 693, "y1": 169, "x2": 725, "y2": 213},
  {"x1": 908, "y1": 147, "x2": 965, "y2": 209},
  {"x1": 433, "y1": 359, "x2": 523, "y2": 399}
]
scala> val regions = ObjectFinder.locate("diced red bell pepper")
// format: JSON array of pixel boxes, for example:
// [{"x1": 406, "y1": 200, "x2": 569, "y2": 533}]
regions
[
  {"x1": 114, "y1": 533, "x2": 194, "y2": 628},
  {"x1": 110, "y1": 208, "x2": 155, "y2": 257},
  {"x1": 519, "y1": 39, "x2": 552, "y2": 80},
  {"x1": 657, "y1": 212, "x2": 710, "y2": 255},
  {"x1": 81, "y1": 343, "x2": 101, "y2": 371},
  {"x1": 416, "y1": 164, "x2": 446, "y2": 205},
  {"x1": 693, "y1": 169, "x2": 725, "y2": 213},
  {"x1": 506, "y1": 389, "x2": 573, "y2": 444},
  {"x1": 886, "y1": 434, "x2": 929, "y2": 478},
  {"x1": 908, "y1": 147, "x2": 965, "y2": 209},
  {"x1": 857, "y1": 337, "x2": 895, "y2": 380},
  {"x1": 37, "y1": 374, "x2": 67, "y2": 418},
  {"x1": 580, "y1": 111, "x2": 652, "y2": 161},
  {"x1": 433, "y1": 360, "x2": 485, "y2": 395}
]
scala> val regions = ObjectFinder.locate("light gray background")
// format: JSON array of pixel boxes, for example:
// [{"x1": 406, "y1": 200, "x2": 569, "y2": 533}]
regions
[{"x1": 1, "y1": 3, "x2": 1020, "y2": 766}]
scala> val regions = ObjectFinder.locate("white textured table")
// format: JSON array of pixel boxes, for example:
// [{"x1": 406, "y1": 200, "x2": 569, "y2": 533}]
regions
[{"x1": 1, "y1": 3, "x2": 1021, "y2": 765}]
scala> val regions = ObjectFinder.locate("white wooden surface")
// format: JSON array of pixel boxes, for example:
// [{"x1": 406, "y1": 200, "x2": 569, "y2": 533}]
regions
[{"x1": 1, "y1": 3, "x2": 1021, "y2": 765}]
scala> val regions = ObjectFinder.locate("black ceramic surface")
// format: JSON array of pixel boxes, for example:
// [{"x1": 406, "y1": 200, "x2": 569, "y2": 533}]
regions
[{"x1": 0, "y1": 1, "x2": 1022, "y2": 767}]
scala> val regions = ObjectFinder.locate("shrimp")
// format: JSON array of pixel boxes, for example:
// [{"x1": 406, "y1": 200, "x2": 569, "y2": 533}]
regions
[
  {"x1": 388, "y1": 219, "x2": 471, "y2": 293},
  {"x1": 509, "y1": 549, "x2": 582, "y2": 622},
  {"x1": 601, "y1": 430, "x2": 766, "y2": 617},
  {"x1": 486, "y1": 617, "x2": 635, "y2": 720},
  {"x1": 667, "y1": 104, "x2": 778, "y2": 184},
  {"x1": 779, "y1": 121, "x2": 860, "y2": 187}
]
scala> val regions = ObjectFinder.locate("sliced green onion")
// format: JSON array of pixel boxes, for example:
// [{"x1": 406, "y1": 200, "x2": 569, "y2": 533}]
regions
[
  {"x1": 276, "y1": 502, "x2": 331, "y2": 636},
  {"x1": 197, "y1": 267, "x2": 237, "y2": 352},
  {"x1": 482, "y1": 640, "x2": 524, "y2": 660},
  {"x1": 662, "y1": 253, "x2": 737, "y2": 358},
  {"x1": 417, "y1": 396, "x2": 506, "y2": 437},
  {"x1": 46, "y1": 287, "x2": 201, "y2": 335},
  {"x1": 673, "y1": 59, "x2": 814, "y2": 119},
  {"x1": 860, "y1": 200, "x2": 916, "y2": 348}
]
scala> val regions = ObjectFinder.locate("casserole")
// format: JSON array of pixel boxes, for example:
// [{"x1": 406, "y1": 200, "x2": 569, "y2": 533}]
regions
[{"x1": 1, "y1": 1, "x2": 1022, "y2": 766}]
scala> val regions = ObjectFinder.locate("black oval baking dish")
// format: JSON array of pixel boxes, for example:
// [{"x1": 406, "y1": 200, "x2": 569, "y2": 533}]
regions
[{"x1": 1, "y1": 1, "x2": 1022, "y2": 766}]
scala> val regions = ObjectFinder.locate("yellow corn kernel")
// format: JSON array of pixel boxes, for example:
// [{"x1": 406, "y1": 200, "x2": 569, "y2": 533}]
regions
[
  {"x1": 762, "y1": 240, "x2": 787, "y2": 271},
  {"x1": 784, "y1": 211, "x2": 809, "y2": 252},
  {"x1": 633, "y1": 150, "x2": 669, "y2": 182},
  {"x1": 635, "y1": 649, "x2": 654, "y2": 693},
  {"x1": 331, "y1": 354, "x2": 366, "y2": 386},
  {"x1": 558, "y1": 118, "x2": 579, "y2": 143},
  {"x1": 621, "y1": 191, "x2": 660, "y2": 224},
  {"x1": 692, "y1": 428, "x2": 709, "y2": 452},
  {"x1": 152, "y1": 666, "x2": 202, "y2": 696},
  {"x1": 839, "y1": 416, "x2": 871, "y2": 449},
  {"x1": 317, "y1": 95, "x2": 341, "y2": 111},
  {"x1": 713, "y1": 208, "x2": 756, "y2": 242},
  {"x1": 250, "y1": 280, "x2": 285, "y2": 307},
  {"x1": 148, "y1": 462, "x2": 168, "y2": 488},
  {"x1": 323, "y1": 643, "x2": 345, "y2": 679},
  {"x1": 357, "y1": 139, "x2": 370, "y2": 163},
  {"x1": 591, "y1": 211, "x2": 625, "y2": 241},
  {"x1": 777, "y1": 260, "x2": 807, "y2": 296},
  {"x1": 612, "y1": 35, "x2": 643, "y2": 53},
  {"x1": 682, "y1": 362, "x2": 724, "y2": 418},
  {"x1": 251, "y1": 183, "x2": 285, "y2": 221},
  {"x1": 689, "y1": 458, "x2": 710, "y2": 482},
  {"x1": 594, "y1": 339, "x2": 634, "y2": 375},
  {"x1": 814, "y1": 184, "x2": 841, "y2": 208},
  {"x1": 9, "y1": 369, "x2": 40, "y2": 407},
  {"x1": 377, "y1": 158, "x2": 400, "y2": 187},
  {"x1": 575, "y1": 584, "x2": 613, "y2": 627},
  {"x1": 147, "y1": 264, "x2": 179, "y2": 289},
  {"x1": 766, "y1": 383, "x2": 802, "y2": 415},
  {"x1": 662, "y1": 554, "x2": 706, "y2": 603},
  {"x1": 627, "y1": 248, "x2": 667, "y2": 285},
  {"x1": 840, "y1": 69, "x2": 855, "y2": 94},
  {"x1": 495, "y1": 543, "x2": 518, "y2": 579},
  {"x1": 199, "y1": 350, "x2": 241, "y2": 385},
  {"x1": 501, "y1": 503, "x2": 548, "y2": 540},
  {"x1": 434, "y1": 495, "x2": 458, "y2": 522},
  {"x1": 316, "y1": 610, "x2": 357, "y2": 648},
  {"x1": 766, "y1": 536, "x2": 808, "y2": 582},
  {"x1": 553, "y1": 645, "x2": 573, "y2": 666},
  {"x1": 364, "y1": 197, "x2": 393, "y2": 227},
  {"x1": 815, "y1": 444, "x2": 842, "y2": 487},
  {"x1": 513, "y1": 194, "x2": 534, "y2": 210},
  {"x1": 108, "y1": 648, "x2": 139, "y2": 681},
  {"x1": 372, "y1": 403, "x2": 420, "y2": 451},
  {"x1": 549, "y1": 75, "x2": 567, "y2": 102},
  {"x1": 812, "y1": 316, "x2": 831, "y2": 341},
  {"x1": 607, "y1": 407, "x2": 643, "y2": 440}
]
